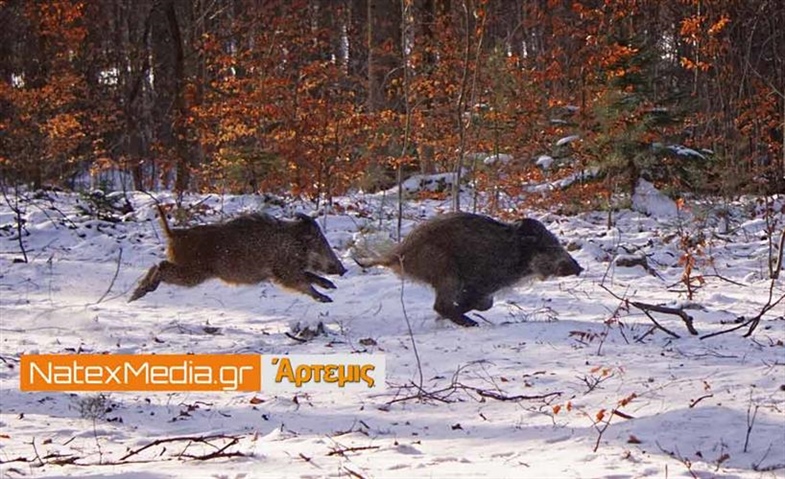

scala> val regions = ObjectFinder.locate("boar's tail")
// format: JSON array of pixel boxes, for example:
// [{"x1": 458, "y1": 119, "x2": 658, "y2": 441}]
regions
[
  {"x1": 351, "y1": 233, "x2": 397, "y2": 268},
  {"x1": 352, "y1": 254, "x2": 386, "y2": 268},
  {"x1": 156, "y1": 204, "x2": 173, "y2": 238}
]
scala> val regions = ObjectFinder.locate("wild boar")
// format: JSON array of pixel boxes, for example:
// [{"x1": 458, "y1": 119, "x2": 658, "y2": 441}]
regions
[
  {"x1": 129, "y1": 205, "x2": 347, "y2": 303},
  {"x1": 356, "y1": 212, "x2": 582, "y2": 327}
]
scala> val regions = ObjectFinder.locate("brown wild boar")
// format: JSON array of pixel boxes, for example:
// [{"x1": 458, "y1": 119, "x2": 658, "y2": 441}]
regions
[
  {"x1": 129, "y1": 205, "x2": 347, "y2": 303},
  {"x1": 356, "y1": 212, "x2": 582, "y2": 327}
]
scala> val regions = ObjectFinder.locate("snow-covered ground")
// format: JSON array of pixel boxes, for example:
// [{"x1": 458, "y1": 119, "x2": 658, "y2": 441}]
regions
[{"x1": 1, "y1": 189, "x2": 783, "y2": 478}]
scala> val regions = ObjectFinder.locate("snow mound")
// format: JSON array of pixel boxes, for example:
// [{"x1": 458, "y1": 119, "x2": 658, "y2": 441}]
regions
[
  {"x1": 482, "y1": 153, "x2": 513, "y2": 166},
  {"x1": 535, "y1": 155, "x2": 554, "y2": 170},
  {"x1": 556, "y1": 135, "x2": 580, "y2": 147},
  {"x1": 632, "y1": 178, "x2": 678, "y2": 218},
  {"x1": 668, "y1": 144, "x2": 707, "y2": 160}
]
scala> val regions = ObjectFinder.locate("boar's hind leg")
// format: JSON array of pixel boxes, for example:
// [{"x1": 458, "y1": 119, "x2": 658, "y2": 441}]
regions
[
  {"x1": 433, "y1": 280, "x2": 478, "y2": 327},
  {"x1": 275, "y1": 269, "x2": 333, "y2": 303},
  {"x1": 128, "y1": 261, "x2": 210, "y2": 302},
  {"x1": 305, "y1": 271, "x2": 337, "y2": 290},
  {"x1": 129, "y1": 264, "x2": 162, "y2": 302}
]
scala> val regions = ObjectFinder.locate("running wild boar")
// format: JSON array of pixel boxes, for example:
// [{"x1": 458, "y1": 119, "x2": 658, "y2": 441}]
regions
[
  {"x1": 129, "y1": 205, "x2": 347, "y2": 303},
  {"x1": 356, "y1": 212, "x2": 582, "y2": 327}
]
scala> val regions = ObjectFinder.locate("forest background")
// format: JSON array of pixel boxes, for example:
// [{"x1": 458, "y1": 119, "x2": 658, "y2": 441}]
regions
[{"x1": 1, "y1": 0, "x2": 783, "y2": 213}]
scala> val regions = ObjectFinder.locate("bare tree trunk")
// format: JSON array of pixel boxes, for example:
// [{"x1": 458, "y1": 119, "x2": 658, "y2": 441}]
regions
[
  {"x1": 367, "y1": 0, "x2": 400, "y2": 113},
  {"x1": 165, "y1": 0, "x2": 190, "y2": 193},
  {"x1": 415, "y1": 0, "x2": 448, "y2": 175},
  {"x1": 451, "y1": 0, "x2": 471, "y2": 212}
]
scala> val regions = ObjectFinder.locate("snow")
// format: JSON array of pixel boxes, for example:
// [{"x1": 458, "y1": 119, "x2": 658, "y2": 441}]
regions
[
  {"x1": 1, "y1": 190, "x2": 784, "y2": 478},
  {"x1": 482, "y1": 154, "x2": 513, "y2": 166},
  {"x1": 535, "y1": 155, "x2": 554, "y2": 170},
  {"x1": 388, "y1": 172, "x2": 461, "y2": 195},
  {"x1": 527, "y1": 167, "x2": 601, "y2": 193},
  {"x1": 668, "y1": 145, "x2": 708, "y2": 160},
  {"x1": 556, "y1": 135, "x2": 580, "y2": 147},
  {"x1": 632, "y1": 178, "x2": 679, "y2": 219}
]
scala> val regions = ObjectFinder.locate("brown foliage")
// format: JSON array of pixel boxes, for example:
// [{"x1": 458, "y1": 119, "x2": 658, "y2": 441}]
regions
[{"x1": 0, "y1": 0, "x2": 781, "y2": 199}]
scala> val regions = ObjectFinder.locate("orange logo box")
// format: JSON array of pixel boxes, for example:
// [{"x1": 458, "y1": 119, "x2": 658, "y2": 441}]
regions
[{"x1": 20, "y1": 354, "x2": 261, "y2": 392}]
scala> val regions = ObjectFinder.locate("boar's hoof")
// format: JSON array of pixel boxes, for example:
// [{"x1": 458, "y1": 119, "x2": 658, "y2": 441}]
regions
[
  {"x1": 314, "y1": 293, "x2": 333, "y2": 303},
  {"x1": 449, "y1": 315, "x2": 479, "y2": 327},
  {"x1": 305, "y1": 272, "x2": 337, "y2": 290},
  {"x1": 128, "y1": 287, "x2": 149, "y2": 303}
]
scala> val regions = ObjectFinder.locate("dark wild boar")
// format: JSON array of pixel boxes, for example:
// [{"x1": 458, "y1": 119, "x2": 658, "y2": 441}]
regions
[
  {"x1": 357, "y1": 212, "x2": 582, "y2": 327},
  {"x1": 129, "y1": 206, "x2": 347, "y2": 303}
]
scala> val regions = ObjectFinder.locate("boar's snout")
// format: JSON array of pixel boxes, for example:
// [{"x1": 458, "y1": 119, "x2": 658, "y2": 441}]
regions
[
  {"x1": 557, "y1": 257, "x2": 583, "y2": 277},
  {"x1": 309, "y1": 245, "x2": 347, "y2": 276},
  {"x1": 330, "y1": 260, "x2": 348, "y2": 276}
]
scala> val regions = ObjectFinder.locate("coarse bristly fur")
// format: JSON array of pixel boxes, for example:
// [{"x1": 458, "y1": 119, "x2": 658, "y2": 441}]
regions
[
  {"x1": 129, "y1": 205, "x2": 347, "y2": 303},
  {"x1": 355, "y1": 212, "x2": 582, "y2": 327}
]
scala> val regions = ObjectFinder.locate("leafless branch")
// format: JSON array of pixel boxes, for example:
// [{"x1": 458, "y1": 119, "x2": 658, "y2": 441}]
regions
[
  {"x1": 118, "y1": 434, "x2": 240, "y2": 462},
  {"x1": 600, "y1": 285, "x2": 687, "y2": 337},
  {"x1": 1, "y1": 185, "x2": 29, "y2": 263},
  {"x1": 701, "y1": 277, "x2": 784, "y2": 339},
  {"x1": 95, "y1": 248, "x2": 123, "y2": 304},
  {"x1": 327, "y1": 445, "x2": 381, "y2": 457}
]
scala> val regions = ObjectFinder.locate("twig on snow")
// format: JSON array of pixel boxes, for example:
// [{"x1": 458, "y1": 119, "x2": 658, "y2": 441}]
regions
[
  {"x1": 95, "y1": 247, "x2": 123, "y2": 304},
  {"x1": 118, "y1": 434, "x2": 241, "y2": 462}
]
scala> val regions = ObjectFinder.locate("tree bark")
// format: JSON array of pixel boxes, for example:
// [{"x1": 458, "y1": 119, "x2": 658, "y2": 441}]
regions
[
  {"x1": 367, "y1": 0, "x2": 401, "y2": 112},
  {"x1": 165, "y1": 0, "x2": 190, "y2": 193}
]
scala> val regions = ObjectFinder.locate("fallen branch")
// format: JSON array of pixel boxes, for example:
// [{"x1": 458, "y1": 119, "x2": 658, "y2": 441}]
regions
[
  {"x1": 119, "y1": 434, "x2": 240, "y2": 462},
  {"x1": 386, "y1": 382, "x2": 461, "y2": 405},
  {"x1": 688, "y1": 394, "x2": 714, "y2": 408},
  {"x1": 0, "y1": 456, "x2": 34, "y2": 465},
  {"x1": 637, "y1": 309, "x2": 682, "y2": 339},
  {"x1": 386, "y1": 367, "x2": 561, "y2": 406},
  {"x1": 630, "y1": 301, "x2": 698, "y2": 335},
  {"x1": 327, "y1": 445, "x2": 381, "y2": 457},
  {"x1": 700, "y1": 277, "x2": 784, "y2": 339},
  {"x1": 458, "y1": 384, "x2": 562, "y2": 402},
  {"x1": 180, "y1": 437, "x2": 245, "y2": 460},
  {"x1": 284, "y1": 332, "x2": 309, "y2": 343},
  {"x1": 600, "y1": 285, "x2": 689, "y2": 337},
  {"x1": 343, "y1": 466, "x2": 367, "y2": 479},
  {"x1": 95, "y1": 247, "x2": 123, "y2": 304}
]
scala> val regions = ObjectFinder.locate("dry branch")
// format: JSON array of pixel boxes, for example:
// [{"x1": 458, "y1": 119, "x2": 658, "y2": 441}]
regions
[
  {"x1": 95, "y1": 247, "x2": 123, "y2": 304},
  {"x1": 459, "y1": 385, "x2": 562, "y2": 402},
  {"x1": 119, "y1": 434, "x2": 241, "y2": 462},
  {"x1": 327, "y1": 445, "x2": 381, "y2": 457},
  {"x1": 386, "y1": 377, "x2": 561, "y2": 405},
  {"x1": 600, "y1": 285, "x2": 690, "y2": 337},
  {"x1": 180, "y1": 437, "x2": 244, "y2": 460},
  {"x1": 630, "y1": 301, "x2": 698, "y2": 335}
]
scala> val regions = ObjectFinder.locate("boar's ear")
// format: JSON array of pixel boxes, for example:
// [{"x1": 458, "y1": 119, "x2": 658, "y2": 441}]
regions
[
  {"x1": 512, "y1": 219, "x2": 540, "y2": 245},
  {"x1": 295, "y1": 212, "x2": 315, "y2": 223},
  {"x1": 295, "y1": 212, "x2": 322, "y2": 231}
]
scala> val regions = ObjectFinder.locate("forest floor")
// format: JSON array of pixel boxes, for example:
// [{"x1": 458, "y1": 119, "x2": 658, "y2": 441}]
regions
[{"x1": 1, "y1": 189, "x2": 783, "y2": 478}]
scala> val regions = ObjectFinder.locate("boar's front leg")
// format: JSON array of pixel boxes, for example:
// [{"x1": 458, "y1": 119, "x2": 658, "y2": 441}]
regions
[
  {"x1": 305, "y1": 271, "x2": 337, "y2": 290},
  {"x1": 129, "y1": 261, "x2": 210, "y2": 302},
  {"x1": 457, "y1": 287, "x2": 494, "y2": 312},
  {"x1": 472, "y1": 295, "x2": 494, "y2": 312},
  {"x1": 433, "y1": 278, "x2": 479, "y2": 327},
  {"x1": 275, "y1": 268, "x2": 333, "y2": 303}
]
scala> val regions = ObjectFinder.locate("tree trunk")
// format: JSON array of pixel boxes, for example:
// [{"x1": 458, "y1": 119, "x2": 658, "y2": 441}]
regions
[
  {"x1": 165, "y1": 0, "x2": 190, "y2": 193},
  {"x1": 367, "y1": 0, "x2": 401, "y2": 112}
]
